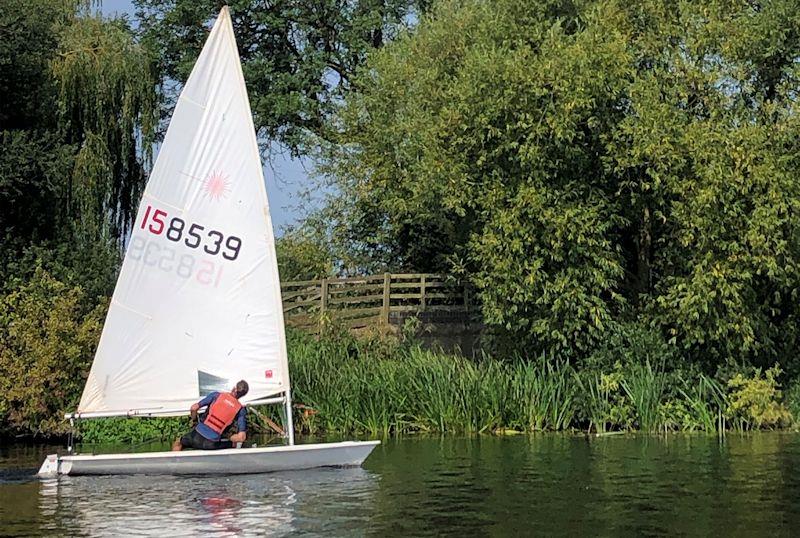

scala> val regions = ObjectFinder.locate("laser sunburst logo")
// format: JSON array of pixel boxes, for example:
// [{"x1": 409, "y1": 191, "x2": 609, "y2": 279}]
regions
[{"x1": 203, "y1": 170, "x2": 231, "y2": 201}]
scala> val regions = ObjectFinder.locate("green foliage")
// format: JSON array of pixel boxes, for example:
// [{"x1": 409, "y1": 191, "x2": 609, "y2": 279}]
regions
[
  {"x1": 576, "y1": 368, "x2": 632, "y2": 434},
  {"x1": 506, "y1": 357, "x2": 577, "y2": 432},
  {"x1": 0, "y1": 240, "x2": 120, "y2": 302},
  {"x1": 1, "y1": 2, "x2": 158, "y2": 246},
  {"x1": 0, "y1": 0, "x2": 76, "y2": 240},
  {"x1": 276, "y1": 226, "x2": 334, "y2": 281},
  {"x1": 0, "y1": 3, "x2": 155, "y2": 440},
  {"x1": 786, "y1": 379, "x2": 800, "y2": 426},
  {"x1": 135, "y1": 0, "x2": 428, "y2": 154},
  {"x1": 291, "y1": 328, "x2": 800, "y2": 436},
  {"x1": 675, "y1": 373, "x2": 727, "y2": 433},
  {"x1": 323, "y1": 0, "x2": 800, "y2": 364},
  {"x1": 79, "y1": 417, "x2": 190, "y2": 444},
  {"x1": 0, "y1": 131, "x2": 74, "y2": 240},
  {"x1": 0, "y1": 0, "x2": 73, "y2": 130},
  {"x1": 621, "y1": 360, "x2": 666, "y2": 433},
  {"x1": 0, "y1": 268, "x2": 105, "y2": 436},
  {"x1": 290, "y1": 328, "x2": 512, "y2": 435},
  {"x1": 727, "y1": 366, "x2": 791, "y2": 430},
  {"x1": 53, "y1": 13, "x2": 158, "y2": 242}
]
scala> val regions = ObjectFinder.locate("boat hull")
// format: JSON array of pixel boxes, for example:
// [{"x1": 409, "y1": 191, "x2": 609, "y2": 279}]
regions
[{"x1": 38, "y1": 440, "x2": 379, "y2": 477}]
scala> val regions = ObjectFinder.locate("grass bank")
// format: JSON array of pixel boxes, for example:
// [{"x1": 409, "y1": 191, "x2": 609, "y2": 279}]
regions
[
  {"x1": 80, "y1": 327, "x2": 797, "y2": 443},
  {"x1": 289, "y1": 328, "x2": 793, "y2": 436}
]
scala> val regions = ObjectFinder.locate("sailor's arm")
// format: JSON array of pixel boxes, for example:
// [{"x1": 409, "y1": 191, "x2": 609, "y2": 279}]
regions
[
  {"x1": 229, "y1": 407, "x2": 247, "y2": 445},
  {"x1": 189, "y1": 402, "x2": 200, "y2": 422},
  {"x1": 191, "y1": 393, "x2": 217, "y2": 423}
]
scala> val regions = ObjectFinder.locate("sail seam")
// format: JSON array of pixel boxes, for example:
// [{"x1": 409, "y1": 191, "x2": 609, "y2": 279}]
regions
[
  {"x1": 110, "y1": 300, "x2": 153, "y2": 320},
  {"x1": 178, "y1": 94, "x2": 207, "y2": 109}
]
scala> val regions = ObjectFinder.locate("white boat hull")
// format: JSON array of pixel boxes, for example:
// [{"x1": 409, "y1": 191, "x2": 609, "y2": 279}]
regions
[{"x1": 38, "y1": 440, "x2": 379, "y2": 477}]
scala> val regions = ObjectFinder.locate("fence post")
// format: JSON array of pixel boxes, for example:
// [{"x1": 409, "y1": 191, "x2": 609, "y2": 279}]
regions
[
  {"x1": 420, "y1": 274, "x2": 427, "y2": 310},
  {"x1": 320, "y1": 278, "x2": 328, "y2": 320},
  {"x1": 382, "y1": 272, "x2": 391, "y2": 331}
]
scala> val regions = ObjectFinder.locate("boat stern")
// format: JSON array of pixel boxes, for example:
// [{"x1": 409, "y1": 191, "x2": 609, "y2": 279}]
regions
[{"x1": 38, "y1": 454, "x2": 61, "y2": 477}]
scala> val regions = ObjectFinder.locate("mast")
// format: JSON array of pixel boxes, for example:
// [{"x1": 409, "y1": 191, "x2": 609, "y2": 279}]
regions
[{"x1": 284, "y1": 389, "x2": 295, "y2": 445}]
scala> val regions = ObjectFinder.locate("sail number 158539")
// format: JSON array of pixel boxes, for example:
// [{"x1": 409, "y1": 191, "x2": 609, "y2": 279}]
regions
[{"x1": 140, "y1": 204, "x2": 242, "y2": 261}]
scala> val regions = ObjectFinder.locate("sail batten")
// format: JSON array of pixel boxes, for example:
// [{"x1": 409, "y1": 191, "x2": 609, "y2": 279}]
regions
[{"x1": 77, "y1": 7, "x2": 290, "y2": 416}]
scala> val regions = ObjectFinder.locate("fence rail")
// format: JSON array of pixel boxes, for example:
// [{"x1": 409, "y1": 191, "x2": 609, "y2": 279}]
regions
[{"x1": 281, "y1": 273, "x2": 474, "y2": 332}]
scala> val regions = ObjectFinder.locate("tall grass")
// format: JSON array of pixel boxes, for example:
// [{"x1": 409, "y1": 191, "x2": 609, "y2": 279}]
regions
[
  {"x1": 288, "y1": 328, "x2": 779, "y2": 436},
  {"x1": 507, "y1": 358, "x2": 577, "y2": 431},
  {"x1": 575, "y1": 370, "x2": 621, "y2": 434},
  {"x1": 677, "y1": 373, "x2": 728, "y2": 433},
  {"x1": 81, "y1": 329, "x2": 791, "y2": 444},
  {"x1": 289, "y1": 329, "x2": 579, "y2": 435},
  {"x1": 621, "y1": 360, "x2": 666, "y2": 433}
]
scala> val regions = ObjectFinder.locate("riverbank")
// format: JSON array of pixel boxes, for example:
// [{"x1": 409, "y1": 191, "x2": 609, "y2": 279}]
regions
[{"x1": 70, "y1": 326, "x2": 799, "y2": 444}]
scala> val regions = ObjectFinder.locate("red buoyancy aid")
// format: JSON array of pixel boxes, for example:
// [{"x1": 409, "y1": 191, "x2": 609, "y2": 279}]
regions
[{"x1": 204, "y1": 392, "x2": 242, "y2": 435}]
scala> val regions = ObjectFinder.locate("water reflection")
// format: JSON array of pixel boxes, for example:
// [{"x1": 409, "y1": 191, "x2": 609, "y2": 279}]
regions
[
  {"x1": 32, "y1": 466, "x2": 377, "y2": 537},
  {"x1": 4, "y1": 435, "x2": 800, "y2": 536},
  {"x1": 361, "y1": 434, "x2": 800, "y2": 536}
]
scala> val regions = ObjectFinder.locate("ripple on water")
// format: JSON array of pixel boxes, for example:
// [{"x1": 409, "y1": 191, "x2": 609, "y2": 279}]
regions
[{"x1": 4, "y1": 435, "x2": 800, "y2": 536}]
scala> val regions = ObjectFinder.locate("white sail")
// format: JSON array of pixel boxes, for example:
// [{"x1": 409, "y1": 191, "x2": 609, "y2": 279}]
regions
[{"x1": 77, "y1": 7, "x2": 289, "y2": 416}]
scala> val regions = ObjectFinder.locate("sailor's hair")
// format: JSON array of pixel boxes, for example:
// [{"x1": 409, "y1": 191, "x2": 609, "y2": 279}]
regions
[{"x1": 235, "y1": 380, "x2": 249, "y2": 398}]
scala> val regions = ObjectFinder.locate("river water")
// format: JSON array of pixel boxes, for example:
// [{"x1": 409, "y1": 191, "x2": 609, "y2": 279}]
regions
[{"x1": 2, "y1": 433, "x2": 800, "y2": 536}]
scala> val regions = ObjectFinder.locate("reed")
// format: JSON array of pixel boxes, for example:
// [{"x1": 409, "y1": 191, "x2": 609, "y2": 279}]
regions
[
  {"x1": 677, "y1": 373, "x2": 728, "y2": 433},
  {"x1": 621, "y1": 360, "x2": 666, "y2": 433},
  {"x1": 575, "y1": 370, "x2": 621, "y2": 434},
  {"x1": 507, "y1": 358, "x2": 577, "y2": 431},
  {"x1": 288, "y1": 330, "x2": 578, "y2": 435},
  {"x1": 80, "y1": 330, "x2": 793, "y2": 444}
]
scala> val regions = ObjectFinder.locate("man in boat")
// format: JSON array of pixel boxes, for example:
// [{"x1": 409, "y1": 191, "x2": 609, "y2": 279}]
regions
[{"x1": 172, "y1": 380, "x2": 249, "y2": 451}]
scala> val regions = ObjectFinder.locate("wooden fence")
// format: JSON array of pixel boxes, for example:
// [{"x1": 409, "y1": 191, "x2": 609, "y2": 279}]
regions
[{"x1": 281, "y1": 273, "x2": 474, "y2": 332}]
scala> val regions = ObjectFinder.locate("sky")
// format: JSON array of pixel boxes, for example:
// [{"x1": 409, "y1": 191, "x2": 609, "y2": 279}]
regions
[{"x1": 100, "y1": 0, "x2": 315, "y2": 234}]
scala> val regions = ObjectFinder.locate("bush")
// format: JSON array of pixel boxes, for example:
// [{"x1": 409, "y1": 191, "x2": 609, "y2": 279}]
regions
[
  {"x1": 79, "y1": 416, "x2": 190, "y2": 444},
  {"x1": 673, "y1": 373, "x2": 728, "y2": 433},
  {"x1": 0, "y1": 267, "x2": 105, "y2": 437},
  {"x1": 727, "y1": 366, "x2": 791, "y2": 430},
  {"x1": 785, "y1": 379, "x2": 800, "y2": 426},
  {"x1": 575, "y1": 367, "x2": 633, "y2": 433}
]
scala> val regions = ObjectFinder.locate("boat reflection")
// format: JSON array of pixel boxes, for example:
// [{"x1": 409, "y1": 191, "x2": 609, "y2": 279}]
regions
[
  {"x1": 37, "y1": 467, "x2": 376, "y2": 536},
  {"x1": 199, "y1": 494, "x2": 245, "y2": 535}
]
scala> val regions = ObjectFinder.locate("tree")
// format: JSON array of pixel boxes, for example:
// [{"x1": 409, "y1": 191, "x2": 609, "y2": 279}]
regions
[
  {"x1": 0, "y1": 3, "x2": 158, "y2": 436},
  {"x1": 134, "y1": 0, "x2": 429, "y2": 155},
  {"x1": 323, "y1": 0, "x2": 800, "y2": 362},
  {"x1": 54, "y1": 14, "x2": 158, "y2": 242},
  {"x1": 276, "y1": 225, "x2": 335, "y2": 281},
  {"x1": 0, "y1": 0, "x2": 74, "y2": 241},
  {"x1": 0, "y1": 1, "x2": 158, "y2": 247}
]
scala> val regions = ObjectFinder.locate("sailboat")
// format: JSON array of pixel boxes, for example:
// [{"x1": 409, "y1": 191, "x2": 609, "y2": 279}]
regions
[{"x1": 38, "y1": 7, "x2": 378, "y2": 476}]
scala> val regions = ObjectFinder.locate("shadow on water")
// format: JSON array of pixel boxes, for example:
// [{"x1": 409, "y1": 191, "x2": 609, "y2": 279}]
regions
[{"x1": 4, "y1": 434, "x2": 800, "y2": 536}]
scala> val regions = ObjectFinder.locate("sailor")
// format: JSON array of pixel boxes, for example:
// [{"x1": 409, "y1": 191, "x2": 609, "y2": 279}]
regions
[{"x1": 172, "y1": 380, "x2": 249, "y2": 451}]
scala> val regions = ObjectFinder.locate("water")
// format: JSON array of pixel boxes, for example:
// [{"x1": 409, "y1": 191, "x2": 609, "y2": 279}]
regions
[{"x1": 2, "y1": 434, "x2": 800, "y2": 536}]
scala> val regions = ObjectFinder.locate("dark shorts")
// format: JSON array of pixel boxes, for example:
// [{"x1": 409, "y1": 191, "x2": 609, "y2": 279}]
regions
[{"x1": 179, "y1": 429, "x2": 233, "y2": 450}]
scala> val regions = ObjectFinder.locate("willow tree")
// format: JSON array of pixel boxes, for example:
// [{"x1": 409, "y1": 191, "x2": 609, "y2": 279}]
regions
[
  {"x1": 1, "y1": 1, "x2": 158, "y2": 249},
  {"x1": 54, "y1": 14, "x2": 159, "y2": 243},
  {"x1": 324, "y1": 0, "x2": 800, "y2": 365}
]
